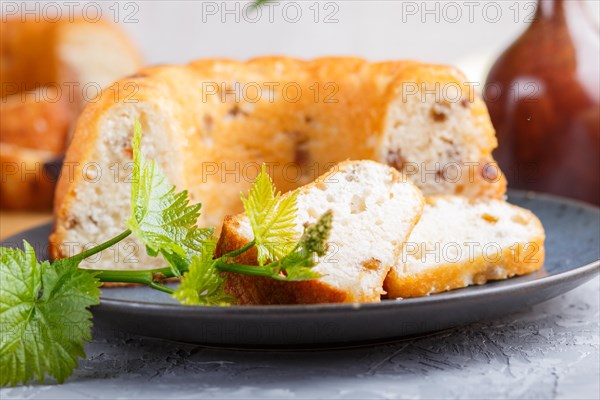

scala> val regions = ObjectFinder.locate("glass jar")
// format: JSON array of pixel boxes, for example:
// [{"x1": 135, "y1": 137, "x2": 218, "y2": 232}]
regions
[{"x1": 485, "y1": 0, "x2": 599, "y2": 204}]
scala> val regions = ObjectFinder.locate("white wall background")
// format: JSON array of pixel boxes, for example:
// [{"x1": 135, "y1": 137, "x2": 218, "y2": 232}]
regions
[{"x1": 4, "y1": 0, "x2": 600, "y2": 82}]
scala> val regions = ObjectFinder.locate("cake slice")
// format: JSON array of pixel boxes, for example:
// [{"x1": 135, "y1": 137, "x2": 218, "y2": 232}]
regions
[
  {"x1": 384, "y1": 196, "x2": 545, "y2": 298},
  {"x1": 216, "y1": 160, "x2": 424, "y2": 304}
]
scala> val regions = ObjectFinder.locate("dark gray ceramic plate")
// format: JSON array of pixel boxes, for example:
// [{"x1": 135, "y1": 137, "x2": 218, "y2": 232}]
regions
[{"x1": 2, "y1": 191, "x2": 599, "y2": 347}]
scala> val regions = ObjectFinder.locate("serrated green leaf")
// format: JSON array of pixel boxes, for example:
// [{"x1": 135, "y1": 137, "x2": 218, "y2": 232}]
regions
[
  {"x1": 241, "y1": 165, "x2": 299, "y2": 265},
  {"x1": 173, "y1": 256, "x2": 235, "y2": 306},
  {"x1": 271, "y1": 210, "x2": 333, "y2": 281},
  {"x1": 0, "y1": 242, "x2": 100, "y2": 386},
  {"x1": 126, "y1": 119, "x2": 213, "y2": 275}
]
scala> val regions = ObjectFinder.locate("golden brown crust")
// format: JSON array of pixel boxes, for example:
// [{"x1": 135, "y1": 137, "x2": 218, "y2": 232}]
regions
[
  {"x1": 0, "y1": 88, "x2": 74, "y2": 152},
  {"x1": 1, "y1": 19, "x2": 62, "y2": 96},
  {"x1": 0, "y1": 144, "x2": 59, "y2": 210},
  {"x1": 224, "y1": 273, "x2": 348, "y2": 305},
  {"x1": 383, "y1": 238, "x2": 545, "y2": 298},
  {"x1": 1, "y1": 18, "x2": 142, "y2": 94},
  {"x1": 1, "y1": 18, "x2": 142, "y2": 212},
  {"x1": 216, "y1": 215, "x2": 349, "y2": 305},
  {"x1": 383, "y1": 197, "x2": 546, "y2": 298}
]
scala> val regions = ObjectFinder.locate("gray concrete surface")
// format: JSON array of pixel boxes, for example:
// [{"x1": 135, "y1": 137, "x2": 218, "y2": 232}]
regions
[{"x1": 2, "y1": 277, "x2": 598, "y2": 400}]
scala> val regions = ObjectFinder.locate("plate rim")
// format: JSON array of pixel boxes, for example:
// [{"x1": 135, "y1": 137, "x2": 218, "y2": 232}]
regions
[
  {"x1": 96, "y1": 259, "x2": 599, "y2": 315},
  {"x1": 2, "y1": 190, "x2": 599, "y2": 315}
]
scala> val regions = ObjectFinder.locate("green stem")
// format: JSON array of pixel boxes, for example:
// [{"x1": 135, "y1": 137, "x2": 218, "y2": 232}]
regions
[
  {"x1": 215, "y1": 260, "x2": 274, "y2": 277},
  {"x1": 216, "y1": 239, "x2": 289, "y2": 278},
  {"x1": 221, "y1": 240, "x2": 255, "y2": 259},
  {"x1": 73, "y1": 233, "x2": 262, "y2": 295},
  {"x1": 148, "y1": 282, "x2": 175, "y2": 294},
  {"x1": 94, "y1": 266, "x2": 176, "y2": 294},
  {"x1": 94, "y1": 267, "x2": 171, "y2": 282},
  {"x1": 68, "y1": 229, "x2": 132, "y2": 265}
]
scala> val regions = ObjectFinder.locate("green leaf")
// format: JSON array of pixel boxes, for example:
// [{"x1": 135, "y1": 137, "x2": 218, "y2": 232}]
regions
[
  {"x1": 0, "y1": 242, "x2": 100, "y2": 386},
  {"x1": 126, "y1": 119, "x2": 213, "y2": 275},
  {"x1": 272, "y1": 210, "x2": 333, "y2": 281},
  {"x1": 173, "y1": 255, "x2": 235, "y2": 306},
  {"x1": 241, "y1": 164, "x2": 299, "y2": 265}
]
